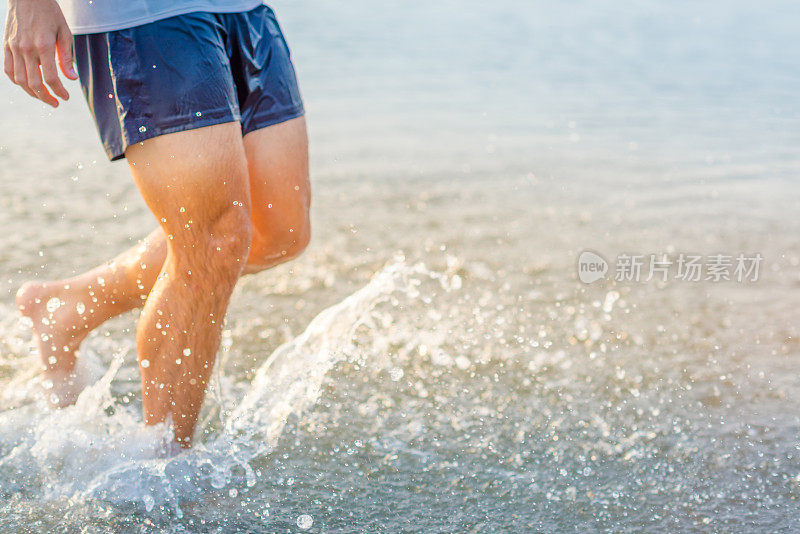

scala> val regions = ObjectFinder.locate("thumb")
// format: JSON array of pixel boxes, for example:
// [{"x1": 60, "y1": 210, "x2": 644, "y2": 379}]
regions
[{"x1": 56, "y1": 27, "x2": 78, "y2": 80}]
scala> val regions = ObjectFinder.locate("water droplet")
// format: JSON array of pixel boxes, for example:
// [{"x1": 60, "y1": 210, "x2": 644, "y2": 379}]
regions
[
  {"x1": 296, "y1": 515, "x2": 313, "y2": 530},
  {"x1": 450, "y1": 274, "x2": 463, "y2": 290},
  {"x1": 76, "y1": 302, "x2": 86, "y2": 315},
  {"x1": 183, "y1": 348, "x2": 191, "y2": 356},
  {"x1": 140, "y1": 359, "x2": 150, "y2": 368},
  {"x1": 138, "y1": 126, "x2": 147, "y2": 133},
  {"x1": 143, "y1": 493, "x2": 155, "y2": 512},
  {"x1": 229, "y1": 488, "x2": 238, "y2": 498},
  {"x1": 46, "y1": 297, "x2": 61, "y2": 313}
]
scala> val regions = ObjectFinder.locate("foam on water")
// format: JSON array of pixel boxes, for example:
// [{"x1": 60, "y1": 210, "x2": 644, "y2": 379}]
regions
[{"x1": 0, "y1": 259, "x2": 456, "y2": 515}]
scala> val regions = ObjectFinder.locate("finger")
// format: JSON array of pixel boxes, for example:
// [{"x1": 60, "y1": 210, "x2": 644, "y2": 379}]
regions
[
  {"x1": 40, "y1": 49, "x2": 69, "y2": 100},
  {"x1": 56, "y1": 27, "x2": 78, "y2": 80},
  {"x1": 12, "y1": 50, "x2": 37, "y2": 98},
  {"x1": 24, "y1": 55, "x2": 58, "y2": 106},
  {"x1": 3, "y1": 44, "x2": 14, "y2": 82}
]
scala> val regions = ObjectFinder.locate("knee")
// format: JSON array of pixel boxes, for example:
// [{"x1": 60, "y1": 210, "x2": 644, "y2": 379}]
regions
[
  {"x1": 210, "y1": 208, "x2": 253, "y2": 273},
  {"x1": 284, "y1": 219, "x2": 311, "y2": 260},
  {"x1": 250, "y1": 214, "x2": 310, "y2": 266},
  {"x1": 175, "y1": 207, "x2": 253, "y2": 281}
]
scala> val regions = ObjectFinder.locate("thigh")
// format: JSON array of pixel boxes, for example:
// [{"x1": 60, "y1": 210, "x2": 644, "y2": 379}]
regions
[
  {"x1": 243, "y1": 116, "x2": 309, "y2": 244},
  {"x1": 126, "y1": 122, "x2": 251, "y2": 240}
]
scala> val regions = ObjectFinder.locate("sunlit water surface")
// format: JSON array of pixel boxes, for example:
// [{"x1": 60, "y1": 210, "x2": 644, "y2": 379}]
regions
[{"x1": 1, "y1": 0, "x2": 799, "y2": 532}]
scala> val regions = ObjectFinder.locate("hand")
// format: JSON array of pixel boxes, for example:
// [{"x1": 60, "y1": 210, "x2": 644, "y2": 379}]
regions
[{"x1": 3, "y1": 0, "x2": 78, "y2": 107}]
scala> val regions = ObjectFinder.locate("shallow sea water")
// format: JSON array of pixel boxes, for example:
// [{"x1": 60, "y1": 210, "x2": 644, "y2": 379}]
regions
[{"x1": 1, "y1": 0, "x2": 799, "y2": 532}]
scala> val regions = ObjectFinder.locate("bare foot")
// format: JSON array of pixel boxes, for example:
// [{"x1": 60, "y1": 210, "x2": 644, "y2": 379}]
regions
[{"x1": 16, "y1": 280, "x2": 92, "y2": 407}]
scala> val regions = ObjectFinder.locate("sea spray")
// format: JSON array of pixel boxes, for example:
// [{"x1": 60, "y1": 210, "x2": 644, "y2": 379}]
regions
[
  {"x1": 0, "y1": 258, "x2": 458, "y2": 514},
  {"x1": 225, "y1": 258, "x2": 448, "y2": 447}
]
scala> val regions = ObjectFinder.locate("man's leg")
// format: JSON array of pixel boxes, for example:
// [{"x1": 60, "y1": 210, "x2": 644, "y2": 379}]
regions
[
  {"x1": 16, "y1": 117, "x2": 310, "y2": 409},
  {"x1": 125, "y1": 122, "x2": 252, "y2": 447},
  {"x1": 16, "y1": 231, "x2": 164, "y2": 378},
  {"x1": 243, "y1": 117, "x2": 310, "y2": 272}
]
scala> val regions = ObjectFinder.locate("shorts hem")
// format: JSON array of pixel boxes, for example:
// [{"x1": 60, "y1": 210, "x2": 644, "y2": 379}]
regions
[
  {"x1": 108, "y1": 111, "x2": 240, "y2": 161},
  {"x1": 242, "y1": 105, "x2": 305, "y2": 136}
]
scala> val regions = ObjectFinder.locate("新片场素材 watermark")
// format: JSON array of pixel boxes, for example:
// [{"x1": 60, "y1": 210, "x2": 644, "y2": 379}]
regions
[{"x1": 577, "y1": 250, "x2": 762, "y2": 284}]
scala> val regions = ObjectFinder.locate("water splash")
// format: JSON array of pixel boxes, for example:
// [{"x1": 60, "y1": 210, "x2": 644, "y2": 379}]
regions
[
  {"x1": 0, "y1": 258, "x2": 456, "y2": 514},
  {"x1": 226, "y1": 258, "x2": 441, "y2": 446}
]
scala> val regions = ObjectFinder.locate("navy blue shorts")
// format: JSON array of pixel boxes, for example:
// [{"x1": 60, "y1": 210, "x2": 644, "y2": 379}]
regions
[{"x1": 74, "y1": 5, "x2": 304, "y2": 161}]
